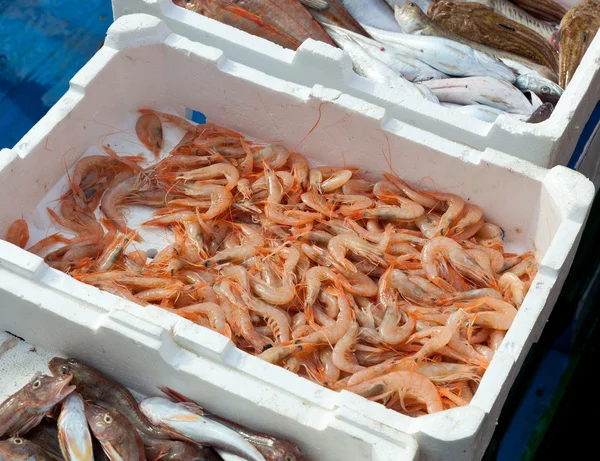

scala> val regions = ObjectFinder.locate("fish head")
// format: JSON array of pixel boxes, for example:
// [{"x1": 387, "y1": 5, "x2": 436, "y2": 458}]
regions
[
  {"x1": 84, "y1": 404, "x2": 127, "y2": 443},
  {"x1": 264, "y1": 442, "x2": 308, "y2": 461},
  {"x1": 394, "y1": 3, "x2": 427, "y2": 34},
  {"x1": 21, "y1": 373, "x2": 75, "y2": 411},
  {"x1": 0, "y1": 437, "x2": 43, "y2": 458},
  {"x1": 49, "y1": 357, "x2": 93, "y2": 389}
]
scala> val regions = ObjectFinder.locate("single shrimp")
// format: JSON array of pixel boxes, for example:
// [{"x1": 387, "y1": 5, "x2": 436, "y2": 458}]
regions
[
  {"x1": 299, "y1": 284, "x2": 353, "y2": 345},
  {"x1": 136, "y1": 284, "x2": 183, "y2": 302},
  {"x1": 390, "y1": 270, "x2": 443, "y2": 305},
  {"x1": 4, "y1": 219, "x2": 29, "y2": 248},
  {"x1": 332, "y1": 319, "x2": 365, "y2": 374},
  {"x1": 356, "y1": 201, "x2": 425, "y2": 222},
  {"x1": 254, "y1": 144, "x2": 290, "y2": 170},
  {"x1": 342, "y1": 179, "x2": 372, "y2": 195},
  {"x1": 204, "y1": 245, "x2": 258, "y2": 268},
  {"x1": 457, "y1": 297, "x2": 518, "y2": 331},
  {"x1": 265, "y1": 203, "x2": 321, "y2": 227},
  {"x1": 240, "y1": 292, "x2": 291, "y2": 343},
  {"x1": 461, "y1": 240, "x2": 504, "y2": 274},
  {"x1": 382, "y1": 173, "x2": 439, "y2": 209},
  {"x1": 199, "y1": 187, "x2": 233, "y2": 220},
  {"x1": 100, "y1": 174, "x2": 140, "y2": 233},
  {"x1": 320, "y1": 169, "x2": 353, "y2": 192},
  {"x1": 378, "y1": 304, "x2": 416, "y2": 345},
  {"x1": 498, "y1": 272, "x2": 526, "y2": 308},
  {"x1": 416, "y1": 363, "x2": 483, "y2": 385},
  {"x1": 426, "y1": 192, "x2": 465, "y2": 237},
  {"x1": 327, "y1": 234, "x2": 386, "y2": 274},
  {"x1": 300, "y1": 190, "x2": 334, "y2": 217},
  {"x1": 26, "y1": 234, "x2": 71, "y2": 258},
  {"x1": 448, "y1": 203, "x2": 483, "y2": 237},
  {"x1": 346, "y1": 371, "x2": 444, "y2": 414},
  {"x1": 288, "y1": 152, "x2": 309, "y2": 191},
  {"x1": 178, "y1": 163, "x2": 240, "y2": 192},
  {"x1": 136, "y1": 112, "x2": 164, "y2": 158},
  {"x1": 320, "y1": 348, "x2": 341, "y2": 384},
  {"x1": 332, "y1": 194, "x2": 374, "y2": 217},
  {"x1": 415, "y1": 213, "x2": 441, "y2": 239},
  {"x1": 404, "y1": 325, "x2": 452, "y2": 362}
]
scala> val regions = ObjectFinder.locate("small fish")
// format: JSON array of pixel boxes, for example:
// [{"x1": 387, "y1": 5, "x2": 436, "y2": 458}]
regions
[
  {"x1": 514, "y1": 73, "x2": 563, "y2": 104},
  {"x1": 58, "y1": 393, "x2": 94, "y2": 461},
  {"x1": 511, "y1": 0, "x2": 583, "y2": 23},
  {"x1": 136, "y1": 112, "x2": 163, "y2": 159},
  {"x1": 49, "y1": 358, "x2": 169, "y2": 443},
  {"x1": 556, "y1": 0, "x2": 600, "y2": 87},
  {"x1": 323, "y1": 23, "x2": 439, "y2": 101},
  {"x1": 144, "y1": 439, "x2": 222, "y2": 461},
  {"x1": 85, "y1": 404, "x2": 146, "y2": 461},
  {"x1": 363, "y1": 24, "x2": 516, "y2": 81},
  {"x1": 449, "y1": 0, "x2": 557, "y2": 41},
  {"x1": 0, "y1": 437, "x2": 53, "y2": 461},
  {"x1": 0, "y1": 374, "x2": 75, "y2": 438},
  {"x1": 338, "y1": 0, "x2": 402, "y2": 32},
  {"x1": 139, "y1": 397, "x2": 266, "y2": 461},
  {"x1": 527, "y1": 102, "x2": 555, "y2": 123},
  {"x1": 160, "y1": 387, "x2": 307, "y2": 461},
  {"x1": 429, "y1": 1, "x2": 560, "y2": 71},
  {"x1": 300, "y1": 0, "x2": 370, "y2": 36},
  {"x1": 186, "y1": 0, "x2": 301, "y2": 49},
  {"x1": 324, "y1": 23, "x2": 447, "y2": 81},
  {"x1": 392, "y1": 1, "x2": 559, "y2": 82},
  {"x1": 422, "y1": 76, "x2": 534, "y2": 114}
]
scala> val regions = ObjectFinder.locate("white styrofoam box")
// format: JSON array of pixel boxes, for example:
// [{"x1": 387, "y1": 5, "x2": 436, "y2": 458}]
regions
[
  {"x1": 0, "y1": 13, "x2": 595, "y2": 461},
  {"x1": 111, "y1": 0, "x2": 600, "y2": 187}
]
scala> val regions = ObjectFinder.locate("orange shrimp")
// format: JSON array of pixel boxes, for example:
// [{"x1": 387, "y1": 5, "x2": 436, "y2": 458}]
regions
[
  {"x1": 136, "y1": 112, "x2": 163, "y2": 158},
  {"x1": 4, "y1": 219, "x2": 29, "y2": 248}
]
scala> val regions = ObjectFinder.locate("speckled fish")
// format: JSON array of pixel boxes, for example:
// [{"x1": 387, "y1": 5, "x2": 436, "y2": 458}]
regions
[
  {"x1": 324, "y1": 23, "x2": 447, "y2": 81},
  {"x1": 392, "y1": 1, "x2": 559, "y2": 82},
  {"x1": 139, "y1": 397, "x2": 265, "y2": 461},
  {"x1": 0, "y1": 374, "x2": 75, "y2": 438},
  {"x1": 85, "y1": 404, "x2": 146, "y2": 461},
  {"x1": 448, "y1": 0, "x2": 557, "y2": 41},
  {"x1": 323, "y1": 23, "x2": 440, "y2": 101},
  {"x1": 512, "y1": 0, "x2": 584, "y2": 23},
  {"x1": 422, "y1": 76, "x2": 534, "y2": 114},
  {"x1": 0, "y1": 437, "x2": 53, "y2": 461},
  {"x1": 58, "y1": 393, "x2": 94, "y2": 461},
  {"x1": 556, "y1": 0, "x2": 600, "y2": 88},
  {"x1": 185, "y1": 0, "x2": 301, "y2": 49},
  {"x1": 429, "y1": 1, "x2": 559, "y2": 71},
  {"x1": 514, "y1": 73, "x2": 563, "y2": 104},
  {"x1": 363, "y1": 24, "x2": 516, "y2": 81},
  {"x1": 49, "y1": 358, "x2": 169, "y2": 443},
  {"x1": 338, "y1": 0, "x2": 401, "y2": 31},
  {"x1": 299, "y1": 0, "x2": 370, "y2": 36},
  {"x1": 160, "y1": 387, "x2": 307, "y2": 461}
]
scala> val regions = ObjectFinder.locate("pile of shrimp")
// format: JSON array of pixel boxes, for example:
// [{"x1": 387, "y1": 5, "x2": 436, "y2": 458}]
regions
[{"x1": 3, "y1": 109, "x2": 538, "y2": 417}]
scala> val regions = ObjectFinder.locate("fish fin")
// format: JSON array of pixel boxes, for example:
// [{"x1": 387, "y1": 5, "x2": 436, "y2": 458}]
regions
[
  {"x1": 159, "y1": 386, "x2": 196, "y2": 404},
  {"x1": 224, "y1": 5, "x2": 278, "y2": 28},
  {"x1": 299, "y1": 0, "x2": 329, "y2": 11}
]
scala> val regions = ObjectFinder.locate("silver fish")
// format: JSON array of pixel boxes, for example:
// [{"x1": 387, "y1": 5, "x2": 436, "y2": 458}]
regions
[
  {"x1": 385, "y1": 0, "x2": 434, "y2": 14},
  {"x1": 323, "y1": 24, "x2": 440, "y2": 101},
  {"x1": 514, "y1": 73, "x2": 563, "y2": 105},
  {"x1": 363, "y1": 24, "x2": 516, "y2": 82},
  {"x1": 139, "y1": 397, "x2": 266, "y2": 461},
  {"x1": 324, "y1": 23, "x2": 447, "y2": 81},
  {"x1": 58, "y1": 393, "x2": 94, "y2": 461},
  {"x1": 422, "y1": 76, "x2": 534, "y2": 114},
  {"x1": 339, "y1": 0, "x2": 402, "y2": 32},
  {"x1": 447, "y1": 104, "x2": 508, "y2": 122}
]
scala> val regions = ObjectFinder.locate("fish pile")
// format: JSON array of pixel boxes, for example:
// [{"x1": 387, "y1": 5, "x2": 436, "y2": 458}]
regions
[
  {"x1": 0, "y1": 357, "x2": 307, "y2": 460},
  {"x1": 3, "y1": 109, "x2": 539, "y2": 417},
  {"x1": 178, "y1": 0, "x2": 600, "y2": 124}
]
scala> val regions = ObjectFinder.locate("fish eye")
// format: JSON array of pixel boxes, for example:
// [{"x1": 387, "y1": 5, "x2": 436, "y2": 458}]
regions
[
  {"x1": 13, "y1": 438, "x2": 24, "y2": 445},
  {"x1": 285, "y1": 455, "x2": 295, "y2": 461},
  {"x1": 103, "y1": 414, "x2": 113, "y2": 424},
  {"x1": 541, "y1": 86, "x2": 550, "y2": 93},
  {"x1": 409, "y1": 2, "x2": 415, "y2": 6},
  {"x1": 60, "y1": 365, "x2": 69, "y2": 375},
  {"x1": 32, "y1": 379, "x2": 42, "y2": 389}
]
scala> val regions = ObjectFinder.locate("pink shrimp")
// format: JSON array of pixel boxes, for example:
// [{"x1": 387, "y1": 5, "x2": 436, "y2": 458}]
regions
[
  {"x1": 498, "y1": 272, "x2": 526, "y2": 308},
  {"x1": 4, "y1": 219, "x2": 29, "y2": 248},
  {"x1": 136, "y1": 112, "x2": 163, "y2": 158},
  {"x1": 457, "y1": 297, "x2": 518, "y2": 331},
  {"x1": 426, "y1": 192, "x2": 465, "y2": 237},
  {"x1": 346, "y1": 370, "x2": 444, "y2": 414},
  {"x1": 332, "y1": 319, "x2": 365, "y2": 374},
  {"x1": 328, "y1": 234, "x2": 386, "y2": 274}
]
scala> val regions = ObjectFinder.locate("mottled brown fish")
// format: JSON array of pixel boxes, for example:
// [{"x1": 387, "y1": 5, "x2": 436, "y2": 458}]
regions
[
  {"x1": 429, "y1": 1, "x2": 559, "y2": 71},
  {"x1": 48, "y1": 357, "x2": 169, "y2": 444},
  {"x1": 300, "y1": 0, "x2": 371, "y2": 36},
  {"x1": 0, "y1": 374, "x2": 75, "y2": 438},
  {"x1": 556, "y1": 0, "x2": 600, "y2": 87},
  {"x1": 511, "y1": 0, "x2": 582, "y2": 22},
  {"x1": 0, "y1": 437, "x2": 53, "y2": 461}
]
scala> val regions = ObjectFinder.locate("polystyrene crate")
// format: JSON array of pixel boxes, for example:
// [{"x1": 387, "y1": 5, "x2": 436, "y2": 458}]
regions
[
  {"x1": 0, "y1": 14, "x2": 594, "y2": 461},
  {"x1": 112, "y1": 0, "x2": 600, "y2": 188}
]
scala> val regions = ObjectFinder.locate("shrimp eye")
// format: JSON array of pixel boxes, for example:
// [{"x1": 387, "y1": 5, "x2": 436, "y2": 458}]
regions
[
  {"x1": 541, "y1": 86, "x2": 550, "y2": 93},
  {"x1": 285, "y1": 455, "x2": 295, "y2": 461},
  {"x1": 103, "y1": 415, "x2": 113, "y2": 424},
  {"x1": 13, "y1": 438, "x2": 24, "y2": 445},
  {"x1": 32, "y1": 379, "x2": 42, "y2": 389}
]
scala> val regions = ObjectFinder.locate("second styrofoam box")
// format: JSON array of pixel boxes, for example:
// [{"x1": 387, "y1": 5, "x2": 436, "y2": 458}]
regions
[
  {"x1": 112, "y1": 0, "x2": 600, "y2": 188},
  {"x1": 0, "y1": 13, "x2": 595, "y2": 461}
]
